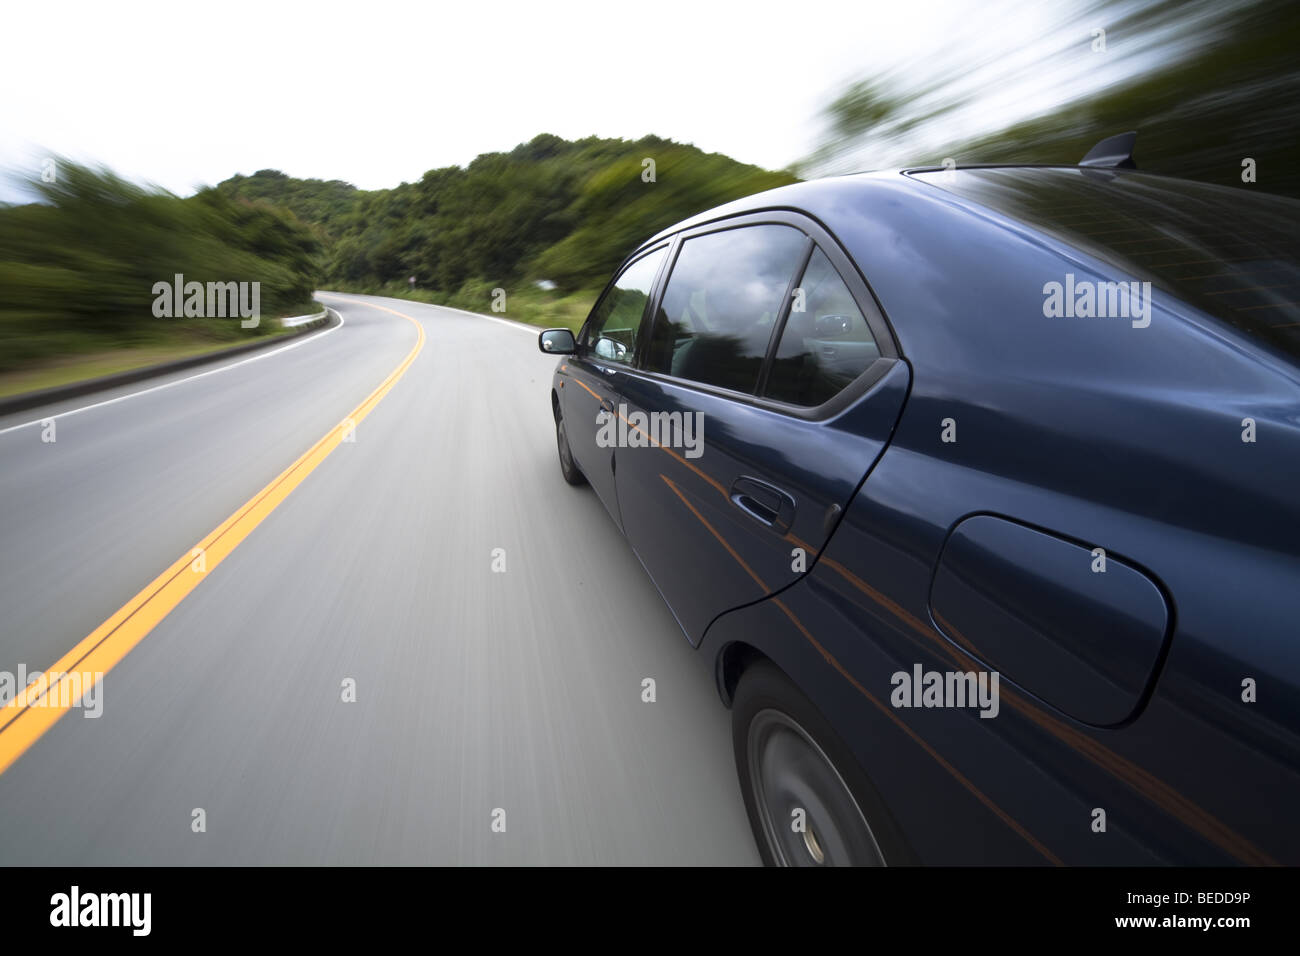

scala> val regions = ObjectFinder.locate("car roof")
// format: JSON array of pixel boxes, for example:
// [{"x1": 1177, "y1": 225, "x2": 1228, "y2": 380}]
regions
[
  {"x1": 638, "y1": 169, "x2": 907, "y2": 249},
  {"x1": 639, "y1": 163, "x2": 1225, "y2": 250},
  {"x1": 635, "y1": 165, "x2": 1300, "y2": 372}
]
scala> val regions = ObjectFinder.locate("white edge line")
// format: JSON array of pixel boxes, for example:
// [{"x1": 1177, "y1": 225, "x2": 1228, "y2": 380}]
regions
[
  {"x1": 0, "y1": 309, "x2": 345, "y2": 438},
  {"x1": 439, "y1": 305, "x2": 542, "y2": 335},
  {"x1": 325, "y1": 291, "x2": 540, "y2": 336}
]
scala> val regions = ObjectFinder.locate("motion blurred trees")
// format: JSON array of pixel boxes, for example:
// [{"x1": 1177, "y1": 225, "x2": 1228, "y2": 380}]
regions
[
  {"x1": 0, "y1": 162, "x2": 321, "y2": 370},
  {"x1": 802, "y1": 0, "x2": 1300, "y2": 198}
]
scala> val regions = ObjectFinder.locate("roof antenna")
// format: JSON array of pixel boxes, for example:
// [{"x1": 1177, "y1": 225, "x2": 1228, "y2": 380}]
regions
[{"x1": 1079, "y1": 131, "x2": 1138, "y2": 169}]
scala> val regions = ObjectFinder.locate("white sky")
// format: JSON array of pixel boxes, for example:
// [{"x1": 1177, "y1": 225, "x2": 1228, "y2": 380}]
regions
[{"x1": 1, "y1": 0, "x2": 1095, "y2": 198}]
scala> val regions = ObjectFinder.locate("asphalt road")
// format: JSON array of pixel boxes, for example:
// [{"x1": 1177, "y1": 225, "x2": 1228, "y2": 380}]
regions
[{"x1": 0, "y1": 293, "x2": 759, "y2": 865}]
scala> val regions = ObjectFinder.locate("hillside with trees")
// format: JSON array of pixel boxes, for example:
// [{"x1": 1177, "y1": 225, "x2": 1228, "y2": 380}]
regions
[
  {"x1": 216, "y1": 134, "x2": 799, "y2": 323},
  {"x1": 0, "y1": 164, "x2": 322, "y2": 374}
]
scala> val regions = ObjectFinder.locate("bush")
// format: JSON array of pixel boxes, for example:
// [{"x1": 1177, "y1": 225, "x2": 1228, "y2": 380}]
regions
[{"x1": 0, "y1": 161, "x2": 323, "y2": 370}]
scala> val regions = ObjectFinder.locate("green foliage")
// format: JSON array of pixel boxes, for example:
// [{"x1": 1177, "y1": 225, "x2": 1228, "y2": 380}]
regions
[
  {"x1": 533, "y1": 147, "x2": 796, "y2": 289},
  {"x1": 215, "y1": 169, "x2": 361, "y2": 234},
  {"x1": 0, "y1": 162, "x2": 323, "y2": 370},
  {"x1": 802, "y1": 0, "x2": 1300, "y2": 199},
  {"x1": 944, "y1": 0, "x2": 1300, "y2": 197},
  {"x1": 1, "y1": 135, "x2": 791, "y2": 375},
  {"x1": 219, "y1": 133, "x2": 798, "y2": 297}
]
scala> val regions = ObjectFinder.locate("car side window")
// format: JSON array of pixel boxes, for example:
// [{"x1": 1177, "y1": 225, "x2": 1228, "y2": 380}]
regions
[
  {"x1": 581, "y1": 247, "x2": 666, "y2": 365},
  {"x1": 763, "y1": 247, "x2": 879, "y2": 407},
  {"x1": 645, "y1": 225, "x2": 807, "y2": 393}
]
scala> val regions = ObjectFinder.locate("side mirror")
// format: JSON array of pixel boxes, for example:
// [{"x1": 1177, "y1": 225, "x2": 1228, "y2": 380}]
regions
[{"x1": 538, "y1": 328, "x2": 576, "y2": 355}]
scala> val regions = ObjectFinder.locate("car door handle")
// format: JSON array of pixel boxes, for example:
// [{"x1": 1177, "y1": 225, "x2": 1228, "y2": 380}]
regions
[
  {"x1": 599, "y1": 398, "x2": 615, "y2": 414},
  {"x1": 729, "y1": 476, "x2": 796, "y2": 534}
]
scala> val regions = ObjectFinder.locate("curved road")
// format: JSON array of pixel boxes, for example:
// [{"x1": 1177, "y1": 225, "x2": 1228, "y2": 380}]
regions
[{"x1": 0, "y1": 293, "x2": 759, "y2": 865}]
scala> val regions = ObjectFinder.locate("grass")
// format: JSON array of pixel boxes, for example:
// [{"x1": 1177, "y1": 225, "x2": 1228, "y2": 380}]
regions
[{"x1": 0, "y1": 302, "x2": 322, "y2": 400}]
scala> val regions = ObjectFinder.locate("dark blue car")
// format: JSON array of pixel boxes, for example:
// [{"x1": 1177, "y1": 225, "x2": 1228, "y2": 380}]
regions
[{"x1": 538, "y1": 141, "x2": 1300, "y2": 866}]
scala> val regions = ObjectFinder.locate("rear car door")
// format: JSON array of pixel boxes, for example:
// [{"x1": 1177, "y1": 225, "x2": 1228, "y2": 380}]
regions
[
  {"x1": 557, "y1": 245, "x2": 668, "y2": 527},
  {"x1": 613, "y1": 214, "x2": 911, "y2": 644}
]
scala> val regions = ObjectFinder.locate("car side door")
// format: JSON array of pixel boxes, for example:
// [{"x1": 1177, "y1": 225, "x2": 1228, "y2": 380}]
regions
[
  {"x1": 613, "y1": 214, "x2": 911, "y2": 644},
  {"x1": 556, "y1": 245, "x2": 668, "y2": 528}
]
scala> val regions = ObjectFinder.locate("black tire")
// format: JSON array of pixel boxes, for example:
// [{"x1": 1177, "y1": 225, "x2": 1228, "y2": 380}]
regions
[
  {"x1": 555, "y1": 412, "x2": 587, "y2": 486},
  {"x1": 732, "y1": 660, "x2": 907, "y2": 866}
]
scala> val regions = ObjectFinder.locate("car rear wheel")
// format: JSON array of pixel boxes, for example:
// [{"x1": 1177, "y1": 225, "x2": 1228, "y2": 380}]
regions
[
  {"x1": 555, "y1": 412, "x2": 586, "y2": 486},
  {"x1": 732, "y1": 660, "x2": 901, "y2": 866}
]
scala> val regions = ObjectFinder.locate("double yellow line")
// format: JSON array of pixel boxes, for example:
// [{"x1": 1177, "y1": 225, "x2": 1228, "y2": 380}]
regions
[{"x1": 0, "y1": 299, "x2": 424, "y2": 775}]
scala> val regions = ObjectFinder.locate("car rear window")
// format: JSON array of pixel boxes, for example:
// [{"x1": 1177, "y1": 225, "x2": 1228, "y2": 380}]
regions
[
  {"x1": 764, "y1": 248, "x2": 880, "y2": 407},
  {"x1": 912, "y1": 167, "x2": 1300, "y2": 363}
]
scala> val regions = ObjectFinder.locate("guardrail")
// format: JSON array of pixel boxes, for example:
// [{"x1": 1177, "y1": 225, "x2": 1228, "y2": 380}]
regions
[{"x1": 281, "y1": 308, "x2": 329, "y2": 328}]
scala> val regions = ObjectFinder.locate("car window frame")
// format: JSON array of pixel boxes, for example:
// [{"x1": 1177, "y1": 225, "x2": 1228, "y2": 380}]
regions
[
  {"x1": 760, "y1": 242, "x2": 882, "y2": 407},
  {"x1": 576, "y1": 243, "x2": 671, "y2": 364},
  {"x1": 629, "y1": 210, "x2": 900, "y2": 421}
]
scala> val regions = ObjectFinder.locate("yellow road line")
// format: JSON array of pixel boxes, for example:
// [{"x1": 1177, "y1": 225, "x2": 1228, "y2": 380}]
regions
[{"x1": 0, "y1": 298, "x2": 424, "y2": 775}]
